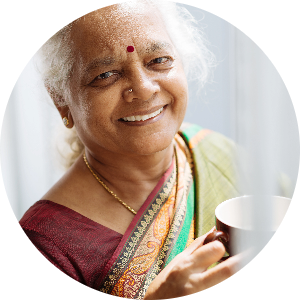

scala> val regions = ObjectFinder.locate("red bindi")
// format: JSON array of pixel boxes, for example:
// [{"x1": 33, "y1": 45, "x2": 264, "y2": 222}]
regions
[{"x1": 127, "y1": 46, "x2": 135, "y2": 52}]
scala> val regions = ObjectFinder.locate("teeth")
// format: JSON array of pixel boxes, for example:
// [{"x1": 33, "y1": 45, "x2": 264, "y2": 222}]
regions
[{"x1": 122, "y1": 107, "x2": 164, "y2": 122}]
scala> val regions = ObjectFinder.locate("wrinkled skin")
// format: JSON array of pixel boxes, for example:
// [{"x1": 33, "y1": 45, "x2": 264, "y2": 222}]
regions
[{"x1": 60, "y1": 3, "x2": 188, "y2": 158}]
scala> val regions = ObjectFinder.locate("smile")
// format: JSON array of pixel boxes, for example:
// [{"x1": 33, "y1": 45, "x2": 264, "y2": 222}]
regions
[{"x1": 122, "y1": 107, "x2": 164, "y2": 122}]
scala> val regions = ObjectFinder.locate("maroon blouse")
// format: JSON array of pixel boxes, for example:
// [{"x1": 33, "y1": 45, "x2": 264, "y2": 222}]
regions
[{"x1": 19, "y1": 200, "x2": 123, "y2": 289}]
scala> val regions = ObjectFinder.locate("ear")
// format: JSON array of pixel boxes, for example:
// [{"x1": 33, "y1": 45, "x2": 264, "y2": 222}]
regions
[
  {"x1": 56, "y1": 105, "x2": 74, "y2": 129},
  {"x1": 45, "y1": 83, "x2": 74, "y2": 129}
]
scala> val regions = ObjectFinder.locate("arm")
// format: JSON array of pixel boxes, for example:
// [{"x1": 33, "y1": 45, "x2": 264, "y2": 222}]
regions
[{"x1": 23, "y1": 229, "x2": 83, "y2": 282}]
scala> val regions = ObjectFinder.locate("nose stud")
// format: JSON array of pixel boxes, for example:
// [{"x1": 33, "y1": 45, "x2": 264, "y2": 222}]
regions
[{"x1": 128, "y1": 89, "x2": 133, "y2": 93}]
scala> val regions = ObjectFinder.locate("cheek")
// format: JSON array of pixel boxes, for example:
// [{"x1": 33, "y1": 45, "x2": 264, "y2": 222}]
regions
[
  {"x1": 71, "y1": 87, "x2": 118, "y2": 123},
  {"x1": 165, "y1": 69, "x2": 188, "y2": 114},
  {"x1": 70, "y1": 97, "x2": 117, "y2": 150},
  {"x1": 71, "y1": 94, "x2": 94, "y2": 127},
  {"x1": 68, "y1": 96, "x2": 113, "y2": 144}
]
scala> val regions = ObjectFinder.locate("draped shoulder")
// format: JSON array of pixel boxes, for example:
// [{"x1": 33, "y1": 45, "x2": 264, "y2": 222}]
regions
[
  {"x1": 20, "y1": 200, "x2": 123, "y2": 288},
  {"x1": 179, "y1": 123, "x2": 240, "y2": 236}
]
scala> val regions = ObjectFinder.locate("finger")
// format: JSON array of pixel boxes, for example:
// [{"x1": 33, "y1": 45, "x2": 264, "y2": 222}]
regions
[
  {"x1": 190, "y1": 241, "x2": 226, "y2": 271},
  {"x1": 199, "y1": 254, "x2": 240, "y2": 290},
  {"x1": 183, "y1": 227, "x2": 216, "y2": 256}
]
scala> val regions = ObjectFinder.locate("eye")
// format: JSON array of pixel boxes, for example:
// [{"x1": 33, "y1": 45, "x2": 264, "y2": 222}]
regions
[
  {"x1": 147, "y1": 56, "x2": 173, "y2": 70},
  {"x1": 90, "y1": 70, "x2": 121, "y2": 87},
  {"x1": 97, "y1": 71, "x2": 116, "y2": 79},
  {"x1": 152, "y1": 57, "x2": 169, "y2": 64}
]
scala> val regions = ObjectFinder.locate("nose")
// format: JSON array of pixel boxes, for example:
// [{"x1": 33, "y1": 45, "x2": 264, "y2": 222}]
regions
[{"x1": 123, "y1": 66, "x2": 160, "y2": 102}]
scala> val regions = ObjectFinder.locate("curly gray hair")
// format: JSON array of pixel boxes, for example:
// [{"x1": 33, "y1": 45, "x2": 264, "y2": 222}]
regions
[
  {"x1": 38, "y1": 0, "x2": 215, "y2": 105},
  {"x1": 36, "y1": 0, "x2": 216, "y2": 167}
]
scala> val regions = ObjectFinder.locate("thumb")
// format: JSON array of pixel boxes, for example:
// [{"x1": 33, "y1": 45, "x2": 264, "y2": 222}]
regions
[{"x1": 184, "y1": 227, "x2": 216, "y2": 255}]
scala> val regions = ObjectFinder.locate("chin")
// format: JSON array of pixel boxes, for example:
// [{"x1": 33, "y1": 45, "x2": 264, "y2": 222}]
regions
[{"x1": 123, "y1": 131, "x2": 176, "y2": 156}]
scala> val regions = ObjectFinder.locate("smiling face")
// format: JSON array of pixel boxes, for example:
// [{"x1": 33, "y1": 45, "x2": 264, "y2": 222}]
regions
[{"x1": 64, "y1": 3, "x2": 188, "y2": 157}]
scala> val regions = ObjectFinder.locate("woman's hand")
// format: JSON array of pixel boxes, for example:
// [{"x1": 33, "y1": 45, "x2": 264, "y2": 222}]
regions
[{"x1": 144, "y1": 228, "x2": 240, "y2": 300}]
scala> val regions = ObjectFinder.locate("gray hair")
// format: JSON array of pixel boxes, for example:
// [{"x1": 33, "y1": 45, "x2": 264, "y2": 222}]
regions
[
  {"x1": 37, "y1": 0, "x2": 215, "y2": 106},
  {"x1": 36, "y1": 0, "x2": 216, "y2": 168}
]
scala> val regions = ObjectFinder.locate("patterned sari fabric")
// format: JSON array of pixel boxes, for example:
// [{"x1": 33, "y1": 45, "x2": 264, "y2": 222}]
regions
[{"x1": 97, "y1": 124, "x2": 239, "y2": 299}]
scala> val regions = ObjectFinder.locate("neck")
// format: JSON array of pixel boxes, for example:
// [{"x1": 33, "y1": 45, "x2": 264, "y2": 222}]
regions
[{"x1": 85, "y1": 143, "x2": 174, "y2": 186}]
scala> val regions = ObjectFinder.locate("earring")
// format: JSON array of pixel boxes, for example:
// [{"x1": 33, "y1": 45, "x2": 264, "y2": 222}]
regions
[
  {"x1": 62, "y1": 117, "x2": 69, "y2": 127},
  {"x1": 128, "y1": 89, "x2": 133, "y2": 93}
]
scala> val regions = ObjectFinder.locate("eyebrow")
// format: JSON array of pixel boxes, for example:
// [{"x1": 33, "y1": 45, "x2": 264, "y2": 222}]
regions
[
  {"x1": 84, "y1": 41, "x2": 173, "y2": 74},
  {"x1": 85, "y1": 57, "x2": 116, "y2": 73},
  {"x1": 145, "y1": 41, "x2": 172, "y2": 53}
]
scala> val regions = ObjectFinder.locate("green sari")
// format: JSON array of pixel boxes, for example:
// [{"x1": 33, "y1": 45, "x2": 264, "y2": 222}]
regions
[{"x1": 97, "y1": 124, "x2": 239, "y2": 298}]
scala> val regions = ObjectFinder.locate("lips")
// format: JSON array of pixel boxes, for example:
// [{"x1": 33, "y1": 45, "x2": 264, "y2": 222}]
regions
[
  {"x1": 121, "y1": 107, "x2": 164, "y2": 122},
  {"x1": 120, "y1": 106, "x2": 165, "y2": 122}
]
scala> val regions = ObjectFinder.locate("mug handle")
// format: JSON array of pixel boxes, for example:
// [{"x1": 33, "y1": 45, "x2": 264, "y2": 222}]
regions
[{"x1": 203, "y1": 231, "x2": 230, "y2": 262}]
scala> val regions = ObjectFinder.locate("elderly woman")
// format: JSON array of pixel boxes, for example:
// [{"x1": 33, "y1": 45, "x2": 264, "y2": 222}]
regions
[{"x1": 19, "y1": 1, "x2": 240, "y2": 298}]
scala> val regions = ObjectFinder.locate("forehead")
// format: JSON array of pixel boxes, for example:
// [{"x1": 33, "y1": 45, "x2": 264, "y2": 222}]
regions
[{"x1": 69, "y1": 3, "x2": 171, "y2": 57}]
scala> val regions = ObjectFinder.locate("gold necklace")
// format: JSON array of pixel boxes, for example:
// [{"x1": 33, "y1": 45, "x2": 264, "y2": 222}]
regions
[{"x1": 83, "y1": 152, "x2": 137, "y2": 215}]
